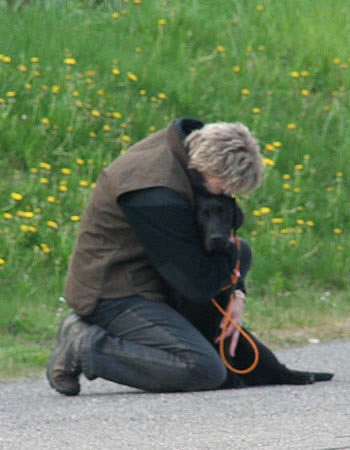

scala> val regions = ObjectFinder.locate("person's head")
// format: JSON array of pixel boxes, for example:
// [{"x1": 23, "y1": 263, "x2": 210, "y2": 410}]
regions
[{"x1": 185, "y1": 122, "x2": 263, "y2": 196}]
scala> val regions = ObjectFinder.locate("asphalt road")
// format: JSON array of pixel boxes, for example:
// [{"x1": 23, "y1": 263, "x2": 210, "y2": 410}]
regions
[{"x1": 1, "y1": 339, "x2": 349, "y2": 450}]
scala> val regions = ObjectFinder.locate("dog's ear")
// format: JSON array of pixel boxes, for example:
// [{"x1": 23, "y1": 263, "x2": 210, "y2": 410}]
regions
[{"x1": 231, "y1": 198, "x2": 244, "y2": 231}]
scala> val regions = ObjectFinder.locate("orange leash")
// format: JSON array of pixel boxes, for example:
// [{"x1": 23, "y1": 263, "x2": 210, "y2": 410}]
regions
[{"x1": 211, "y1": 235, "x2": 260, "y2": 374}]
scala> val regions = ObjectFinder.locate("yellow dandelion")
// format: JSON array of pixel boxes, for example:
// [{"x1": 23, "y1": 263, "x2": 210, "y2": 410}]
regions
[
  {"x1": 64, "y1": 58, "x2": 77, "y2": 65},
  {"x1": 28, "y1": 226, "x2": 37, "y2": 232},
  {"x1": 295, "y1": 164, "x2": 304, "y2": 170},
  {"x1": 135, "y1": 47, "x2": 142, "y2": 53},
  {"x1": 59, "y1": 185, "x2": 68, "y2": 192},
  {"x1": 217, "y1": 45, "x2": 225, "y2": 53},
  {"x1": 283, "y1": 174, "x2": 291, "y2": 180},
  {"x1": 233, "y1": 66, "x2": 241, "y2": 73},
  {"x1": 252, "y1": 210, "x2": 261, "y2": 217},
  {"x1": 294, "y1": 187, "x2": 301, "y2": 193},
  {"x1": 304, "y1": 154, "x2": 310, "y2": 160},
  {"x1": 18, "y1": 64, "x2": 28, "y2": 72},
  {"x1": 241, "y1": 88, "x2": 250, "y2": 95},
  {"x1": 273, "y1": 141, "x2": 282, "y2": 147},
  {"x1": 296, "y1": 219, "x2": 305, "y2": 225},
  {"x1": 289, "y1": 240, "x2": 297, "y2": 246},
  {"x1": 260, "y1": 207, "x2": 271, "y2": 215},
  {"x1": 306, "y1": 221, "x2": 314, "y2": 227},
  {"x1": 76, "y1": 158, "x2": 85, "y2": 165},
  {"x1": 0, "y1": 259, "x2": 5, "y2": 265},
  {"x1": 112, "y1": 112, "x2": 122, "y2": 119},
  {"x1": 287, "y1": 123, "x2": 297, "y2": 130},
  {"x1": 251, "y1": 231, "x2": 258, "y2": 236},
  {"x1": 41, "y1": 244, "x2": 51, "y2": 254},
  {"x1": 290, "y1": 71, "x2": 300, "y2": 78},
  {"x1": 263, "y1": 157, "x2": 275, "y2": 166},
  {"x1": 256, "y1": 5, "x2": 265, "y2": 11},
  {"x1": 139, "y1": 89, "x2": 146, "y2": 95},
  {"x1": 252, "y1": 107, "x2": 261, "y2": 114},
  {"x1": 11, "y1": 192, "x2": 23, "y2": 201},
  {"x1": 337, "y1": 246, "x2": 343, "y2": 251},
  {"x1": 41, "y1": 118, "x2": 50, "y2": 125},
  {"x1": 122, "y1": 135, "x2": 131, "y2": 142},
  {"x1": 25, "y1": 83, "x2": 32, "y2": 89},
  {"x1": 336, "y1": 172, "x2": 343, "y2": 177},
  {"x1": 103, "y1": 125, "x2": 111, "y2": 131},
  {"x1": 333, "y1": 58, "x2": 341, "y2": 65},
  {"x1": 39, "y1": 162, "x2": 52, "y2": 170},
  {"x1": 333, "y1": 228, "x2": 342, "y2": 234},
  {"x1": 22, "y1": 211, "x2": 35, "y2": 218},
  {"x1": 3, "y1": 56, "x2": 11, "y2": 63},
  {"x1": 47, "y1": 221, "x2": 58, "y2": 228},
  {"x1": 300, "y1": 71, "x2": 309, "y2": 77},
  {"x1": 61, "y1": 168, "x2": 72, "y2": 175},
  {"x1": 265, "y1": 144, "x2": 274, "y2": 151},
  {"x1": 52, "y1": 85, "x2": 61, "y2": 94},
  {"x1": 3, "y1": 213, "x2": 13, "y2": 219},
  {"x1": 112, "y1": 12, "x2": 120, "y2": 19},
  {"x1": 20, "y1": 225, "x2": 29, "y2": 232},
  {"x1": 90, "y1": 183, "x2": 96, "y2": 189},
  {"x1": 158, "y1": 92, "x2": 167, "y2": 99},
  {"x1": 127, "y1": 72, "x2": 138, "y2": 82},
  {"x1": 272, "y1": 218, "x2": 284, "y2": 224},
  {"x1": 258, "y1": 45, "x2": 265, "y2": 51},
  {"x1": 6, "y1": 91, "x2": 16, "y2": 97},
  {"x1": 75, "y1": 100, "x2": 83, "y2": 108},
  {"x1": 47, "y1": 196, "x2": 56, "y2": 203},
  {"x1": 158, "y1": 19, "x2": 167, "y2": 25},
  {"x1": 283, "y1": 184, "x2": 291, "y2": 190},
  {"x1": 34, "y1": 70, "x2": 40, "y2": 77},
  {"x1": 301, "y1": 89, "x2": 310, "y2": 96},
  {"x1": 79, "y1": 180, "x2": 89, "y2": 187},
  {"x1": 91, "y1": 110, "x2": 101, "y2": 117},
  {"x1": 151, "y1": 96, "x2": 158, "y2": 102},
  {"x1": 40, "y1": 177, "x2": 49, "y2": 184},
  {"x1": 31, "y1": 57, "x2": 39, "y2": 63}
]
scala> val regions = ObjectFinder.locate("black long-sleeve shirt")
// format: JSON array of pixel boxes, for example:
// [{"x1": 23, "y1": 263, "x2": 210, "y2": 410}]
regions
[{"x1": 118, "y1": 187, "x2": 238, "y2": 304}]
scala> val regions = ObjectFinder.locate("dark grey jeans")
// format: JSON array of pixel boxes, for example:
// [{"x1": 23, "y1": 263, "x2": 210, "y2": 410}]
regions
[{"x1": 81, "y1": 239, "x2": 252, "y2": 392}]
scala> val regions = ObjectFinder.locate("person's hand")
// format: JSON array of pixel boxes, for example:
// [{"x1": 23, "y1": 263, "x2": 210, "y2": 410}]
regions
[{"x1": 215, "y1": 289, "x2": 245, "y2": 357}]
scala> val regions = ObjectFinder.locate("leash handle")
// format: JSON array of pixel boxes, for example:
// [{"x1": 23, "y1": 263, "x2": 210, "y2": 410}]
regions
[{"x1": 211, "y1": 234, "x2": 260, "y2": 374}]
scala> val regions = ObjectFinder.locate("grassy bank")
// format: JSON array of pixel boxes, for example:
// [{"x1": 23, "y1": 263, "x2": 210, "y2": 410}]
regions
[{"x1": 0, "y1": 0, "x2": 349, "y2": 379}]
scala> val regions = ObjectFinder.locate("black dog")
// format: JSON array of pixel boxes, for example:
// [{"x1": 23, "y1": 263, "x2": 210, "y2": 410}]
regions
[{"x1": 190, "y1": 175, "x2": 334, "y2": 388}]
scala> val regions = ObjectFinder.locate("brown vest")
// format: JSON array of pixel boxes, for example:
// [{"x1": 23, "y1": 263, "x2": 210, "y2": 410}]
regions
[{"x1": 64, "y1": 121, "x2": 195, "y2": 315}]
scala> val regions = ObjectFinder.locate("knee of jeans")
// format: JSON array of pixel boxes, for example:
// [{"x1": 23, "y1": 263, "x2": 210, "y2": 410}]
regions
[{"x1": 183, "y1": 353, "x2": 227, "y2": 392}]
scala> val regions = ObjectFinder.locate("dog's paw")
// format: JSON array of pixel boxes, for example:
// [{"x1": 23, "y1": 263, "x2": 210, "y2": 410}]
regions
[{"x1": 312, "y1": 371, "x2": 334, "y2": 382}]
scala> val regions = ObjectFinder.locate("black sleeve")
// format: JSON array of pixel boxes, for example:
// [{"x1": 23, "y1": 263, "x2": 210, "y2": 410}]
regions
[{"x1": 118, "y1": 187, "x2": 237, "y2": 304}]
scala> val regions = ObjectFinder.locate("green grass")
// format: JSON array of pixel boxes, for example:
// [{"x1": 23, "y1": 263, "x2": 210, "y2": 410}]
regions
[{"x1": 0, "y1": 0, "x2": 349, "y2": 379}]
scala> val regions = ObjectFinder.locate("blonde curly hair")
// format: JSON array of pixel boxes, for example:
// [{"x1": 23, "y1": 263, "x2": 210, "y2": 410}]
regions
[{"x1": 186, "y1": 122, "x2": 263, "y2": 195}]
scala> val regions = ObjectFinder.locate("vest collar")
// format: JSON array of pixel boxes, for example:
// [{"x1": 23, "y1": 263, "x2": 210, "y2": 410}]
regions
[{"x1": 166, "y1": 118, "x2": 204, "y2": 169}]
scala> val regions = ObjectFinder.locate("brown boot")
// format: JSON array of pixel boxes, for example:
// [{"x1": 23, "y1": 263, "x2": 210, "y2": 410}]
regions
[{"x1": 46, "y1": 313, "x2": 89, "y2": 396}]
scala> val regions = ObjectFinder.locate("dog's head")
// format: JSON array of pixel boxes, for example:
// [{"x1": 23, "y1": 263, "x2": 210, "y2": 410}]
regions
[{"x1": 189, "y1": 169, "x2": 244, "y2": 253}]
